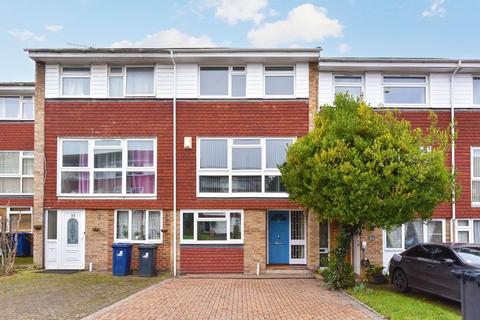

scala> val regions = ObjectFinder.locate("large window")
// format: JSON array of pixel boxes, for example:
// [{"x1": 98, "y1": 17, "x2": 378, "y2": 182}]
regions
[
  {"x1": 7, "y1": 207, "x2": 32, "y2": 232},
  {"x1": 385, "y1": 220, "x2": 445, "y2": 250},
  {"x1": 0, "y1": 96, "x2": 34, "y2": 120},
  {"x1": 456, "y1": 219, "x2": 480, "y2": 244},
  {"x1": 181, "y1": 210, "x2": 243, "y2": 244},
  {"x1": 383, "y1": 76, "x2": 427, "y2": 105},
  {"x1": 115, "y1": 209, "x2": 162, "y2": 243},
  {"x1": 334, "y1": 75, "x2": 363, "y2": 99},
  {"x1": 199, "y1": 66, "x2": 246, "y2": 97},
  {"x1": 58, "y1": 138, "x2": 156, "y2": 197},
  {"x1": 125, "y1": 67, "x2": 155, "y2": 96},
  {"x1": 474, "y1": 78, "x2": 480, "y2": 105},
  {"x1": 0, "y1": 151, "x2": 33, "y2": 195},
  {"x1": 61, "y1": 67, "x2": 91, "y2": 97},
  {"x1": 472, "y1": 148, "x2": 480, "y2": 205},
  {"x1": 264, "y1": 66, "x2": 295, "y2": 97},
  {"x1": 197, "y1": 137, "x2": 293, "y2": 197}
]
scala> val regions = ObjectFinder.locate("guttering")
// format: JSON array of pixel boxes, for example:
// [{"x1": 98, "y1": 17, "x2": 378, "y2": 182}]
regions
[
  {"x1": 450, "y1": 60, "x2": 462, "y2": 243},
  {"x1": 170, "y1": 49, "x2": 177, "y2": 277}
]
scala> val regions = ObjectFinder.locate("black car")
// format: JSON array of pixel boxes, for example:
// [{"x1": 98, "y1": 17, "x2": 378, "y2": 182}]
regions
[{"x1": 388, "y1": 243, "x2": 480, "y2": 302}]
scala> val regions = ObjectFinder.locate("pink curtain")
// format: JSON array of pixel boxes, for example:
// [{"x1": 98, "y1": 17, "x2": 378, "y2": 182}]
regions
[
  {"x1": 128, "y1": 172, "x2": 154, "y2": 194},
  {"x1": 79, "y1": 172, "x2": 89, "y2": 193},
  {"x1": 129, "y1": 150, "x2": 153, "y2": 167}
]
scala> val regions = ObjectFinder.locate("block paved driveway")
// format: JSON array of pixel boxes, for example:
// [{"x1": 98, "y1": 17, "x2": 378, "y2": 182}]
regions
[{"x1": 88, "y1": 278, "x2": 382, "y2": 320}]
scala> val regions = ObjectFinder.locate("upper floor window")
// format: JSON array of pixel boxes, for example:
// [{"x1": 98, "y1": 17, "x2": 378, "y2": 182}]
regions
[
  {"x1": 199, "y1": 66, "x2": 246, "y2": 97},
  {"x1": 474, "y1": 77, "x2": 480, "y2": 105},
  {"x1": 383, "y1": 76, "x2": 427, "y2": 105},
  {"x1": 58, "y1": 138, "x2": 156, "y2": 197},
  {"x1": 0, "y1": 151, "x2": 33, "y2": 195},
  {"x1": 0, "y1": 96, "x2": 34, "y2": 120},
  {"x1": 61, "y1": 67, "x2": 91, "y2": 97},
  {"x1": 197, "y1": 137, "x2": 293, "y2": 197},
  {"x1": 108, "y1": 67, "x2": 124, "y2": 97},
  {"x1": 126, "y1": 67, "x2": 154, "y2": 96},
  {"x1": 334, "y1": 75, "x2": 363, "y2": 99},
  {"x1": 264, "y1": 66, "x2": 295, "y2": 97}
]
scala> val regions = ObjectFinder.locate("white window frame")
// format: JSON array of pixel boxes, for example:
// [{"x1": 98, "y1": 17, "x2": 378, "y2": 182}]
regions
[
  {"x1": 382, "y1": 75, "x2": 429, "y2": 106},
  {"x1": 0, "y1": 96, "x2": 34, "y2": 121},
  {"x1": 383, "y1": 219, "x2": 446, "y2": 251},
  {"x1": 196, "y1": 137, "x2": 294, "y2": 197},
  {"x1": 333, "y1": 75, "x2": 364, "y2": 98},
  {"x1": 198, "y1": 65, "x2": 246, "y2": 98},
  {"x1": 0, "y1": 151, "x2": 34, "y2": 195},
  {"x1": 6, "y1": 207, "x2": 33, "y2": 232},
  {"x1": 264, "y1": 65, "x2": 296, "y2": 98},
  {"x1": 471, "y1": 147, "x2": 480, "y2": 207},
  {"x1": 473, "y1": 77, "x2": 480, "y2": 107},
  {"x1": 57, "y1": 138, "x2": 157, "y2": 198},
  {"x1": 60, "y1": 66, "x2": 92, "y2": 98},
  {"x1": 180, "y1": 209, "x2": 244, "y2": 244},
  {"x1": 113, "y1": 209, "x2": 163, "y2": 243},
  {"x1": 455, "y1": 219, "x2": 480, "y2": 243},
  {"x1": 107, "y1": 66, "x2": 125, "y2": 97},
  {"x1": 124, "y1": 66, "x2": 156, "y2": 97}
]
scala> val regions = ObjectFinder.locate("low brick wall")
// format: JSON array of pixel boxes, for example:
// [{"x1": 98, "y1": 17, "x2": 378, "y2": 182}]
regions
[{"x1": 180, "y1": 246, "x2": 244, "y2": 273}]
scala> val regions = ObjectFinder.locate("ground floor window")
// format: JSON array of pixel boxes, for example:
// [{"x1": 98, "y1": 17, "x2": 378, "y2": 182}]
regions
[
  {"x1": 114, "y1": 209, "x2": 162, "y2": 243},
  {"x1": 6, "y1": 207, "x2": 32, "y2": 232},
  {"x1": 181, "y1": 210, "x2": 243, "y2": 244},
  {"x1": 384, "y1": 219, "x2": 445, "y2": 251},
  {"x1": 455, "y1": 219, "x2": 480, "y2": 243}
]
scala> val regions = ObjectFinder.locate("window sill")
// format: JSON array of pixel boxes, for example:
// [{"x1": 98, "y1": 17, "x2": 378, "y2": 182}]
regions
[
  {"x1": 180, "y1": 241, "x2": 244, "y2": 245},
  {"x1": 197, "y1": 193, "x2": 289, "y2": 198},
  {"x1": 57, "y1": 195, "x2": 157, "y2": 200},
  {"x1": 113, "y1": 240, "x2": 163, "y2": 244}
]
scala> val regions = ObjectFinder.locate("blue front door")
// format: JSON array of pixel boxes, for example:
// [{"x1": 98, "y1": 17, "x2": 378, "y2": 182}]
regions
[{"x1": 268, "y1": 210, "x2": 289, "y2": 264}]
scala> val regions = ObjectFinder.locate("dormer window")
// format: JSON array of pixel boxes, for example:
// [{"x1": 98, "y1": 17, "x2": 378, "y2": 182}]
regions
[
  {"x1": 125, "y1": 67, "x2": 154, "y2": 96},
  {"x1": 383, "y1": 76, "x2": 427, "y2": 105},
  {"x1": 264, "y1": 66, "x2": 295, "y2": 97},
  {"x1": 61, "y1": 67, "x2": 91, "y2": 97},
  {"x1": 199, "y1": 66, "x2": 246, "y2": 97},
  {"x1": 0, "y1": 96, "x2": 34, "y2": 120}
]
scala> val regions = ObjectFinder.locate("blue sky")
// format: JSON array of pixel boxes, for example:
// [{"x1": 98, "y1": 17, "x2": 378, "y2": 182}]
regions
[{"x1": 1, "y1": 0, "x2": 479, "y2": 81}]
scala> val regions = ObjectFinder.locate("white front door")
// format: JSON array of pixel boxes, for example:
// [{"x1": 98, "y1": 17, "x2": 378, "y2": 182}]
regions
[{"x1": 45, "y1": 210, "x2": 85, "y2": 270}]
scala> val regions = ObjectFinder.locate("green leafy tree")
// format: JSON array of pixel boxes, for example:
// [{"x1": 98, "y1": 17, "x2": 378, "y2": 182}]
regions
[{"x1": 280, "y1": 94, "x2": 455, "y2": 289}]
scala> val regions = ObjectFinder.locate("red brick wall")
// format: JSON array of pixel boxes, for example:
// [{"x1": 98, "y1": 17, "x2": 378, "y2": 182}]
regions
[
  {"x1": 0, "y1": 198, "x2": 33, "y2": 207},
  {"x1": 0, "y1": 122, "x2": 34, "y2": 150},
  {"x1": 180, "y1": 247, "x2": 244, "y2": 273}
]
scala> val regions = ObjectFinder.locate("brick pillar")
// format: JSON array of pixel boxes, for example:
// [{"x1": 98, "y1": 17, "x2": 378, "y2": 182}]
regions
[
  {"x1": 308, "y1": 61, "x2": 319, "y2": 131},
  {"x1": 85, "y1": 209, "x2": 113, "y2": 271},
  {"x1": 175, "y1": 210, "x2": 181, "y2": 275},
  {"x1": 359, "y1": 228, "x2": 383, "y2": 268},
  {"x1": 243, "y1": 210, "x2": 266, "y2": 274},
  {"x1": 307, "y1": 210, "x2": 320, "y2": 270},
  {"x1": 33, "y1": 62, "x2": 45, "y2": 268}
]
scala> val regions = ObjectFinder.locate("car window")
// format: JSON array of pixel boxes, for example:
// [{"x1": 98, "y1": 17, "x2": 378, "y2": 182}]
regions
[
  {"x1": 426, "y1": 245, "x2": 457, "y2": 262},
  {"x1": 454, "y1": 247, "x2": 480, "y2": 265},
  {"x1": 405, "y1": 245, "x2": 430, "y2": 259}
]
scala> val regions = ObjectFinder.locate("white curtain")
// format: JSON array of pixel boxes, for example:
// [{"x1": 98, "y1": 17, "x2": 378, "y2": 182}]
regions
[
  {"x1": 266, "y1": 139, "x2": 292, "y2": 168},
  {"x1": 126, "y1": 67, "x2": 154, "y2": 95},
  {"x1": 62, "y1": 78, "x2": 90, "y2": 96},
  {"x1": 426, "y1": 221, "x2": 443, "y2": 243},
  {"x1": 148, "y1": 211, "x2": 162, "y2": 240},
  {"x1": 132, "y1": 210, "x2": 146, "y2": 240},
  {"x1": 474, "y1": 221, "x2": 480, "y2": 244},
  {"x1": 109, "y1": 76, "x2": 123, "y2": 97},
  {"x1": 386, "y1": 226, "x2": 402, "y2": 249},
  {"x1": 200, "y1": 140, "x2": 228, "y2": 169},
  {"x1": 0, "y1": 97, "x2": 20, "y2": 118},
  {"x1": 116, "y1": 211, "x2": 129, "y2": 239},
  {"x1": 404, "y1": 221, "x2": 423, "y2": 249},
  {"x1": 0, "y1": 152, "x2": 19, "y2": 174}
]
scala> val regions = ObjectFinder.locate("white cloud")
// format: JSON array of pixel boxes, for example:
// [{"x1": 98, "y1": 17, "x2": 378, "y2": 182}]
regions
[
  {"x1": 248, "y1": 4, "x2": 343, "y2": 47},
  {"x1": 6, "y1": 29, "x2": 46, "y2": 42},
  {"x1": 111, "y1": 28, "x2": 216, "y2": 48},
  {"x1": 422, "y1": 0, "x2": 446, "y2": 17},
  {"x1": 199, "y1": 0, "x2": 268, "y2": 24},
  {"x1": 338, "y1": 43, "x2": 350, "y2": 54},
  {"x1": 45, "y1": 24, "x2": 64, "y2": 32}
]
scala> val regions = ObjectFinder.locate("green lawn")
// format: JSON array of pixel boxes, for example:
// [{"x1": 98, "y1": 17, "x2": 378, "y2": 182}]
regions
[
  {"x1": 15, "y1": 256, "x2": 33, "y2": 265},
  {"x1": 347, "y1": 284, "x2": 461, "y2": 320}
]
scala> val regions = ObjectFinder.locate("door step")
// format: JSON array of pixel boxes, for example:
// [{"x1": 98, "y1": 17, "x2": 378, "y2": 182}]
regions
[{"x1": 265, "y1": 269, "x2": 311, "y2": 275}]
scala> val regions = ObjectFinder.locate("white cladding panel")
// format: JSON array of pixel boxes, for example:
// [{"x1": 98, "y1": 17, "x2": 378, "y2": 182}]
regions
[
  {"x1": 91, "y1": 64, "x2": 107, "y2": 98},
  {"x1": 246, "y1": 63, "x2": 263, "y2": 98},
  {"x1": 453, "y1": 74, "x2": 473, "y2": 108},
  {"x1": 156, "y1": 64, "x2": 174, "y2": 98},
  {"x1": 429, "y1": 73, "x2": 450, "y2": 108},
  {"x1": 295, "y1": 63, "x2": 309, "y2": 98},
  {"x1": 45, "y1": 64, "x2": 60, "y2": 98},
  {"x1": 176, "y1": 64, "x2": 198, "y2": 98},
  {"x1": 365, "y1": 72, "x2": 382, "y2": 107},
  {"x1": 318, "y1": 72, "x2": 333, "y2": 106}
]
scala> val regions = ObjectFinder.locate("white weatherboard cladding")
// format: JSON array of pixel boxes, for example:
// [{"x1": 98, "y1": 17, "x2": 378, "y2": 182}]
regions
[
  {"x1": 176, "y1": 64, "x2": 198, "y2": 98},
  {"x1": 318, "y1": 72, "x2": 333, "y2": 106},
  {"x1": 246, "y1": 63, "x2": 263, "y2": 98},
  {"x1": 429, "y1": 73, "x2": 450, "y2": 108},
  {"x1": 91, "y1": 64, "x2": 107, "y2": 98},
  {"x1": 156, "y1": 64, "x2": 174, "y2": 98},
  {"x1": 45, "y1": 64, "x2": 60, "y2": 98},
  {"x1": 365, "y1": 72, "x2": 382, "y2": 107},
  {"x1": 453, "y1": 74, "x2": 473, "y2": 108},
  {"x1": 295, "y1": 63, "x2": 309, "y2": 98}
]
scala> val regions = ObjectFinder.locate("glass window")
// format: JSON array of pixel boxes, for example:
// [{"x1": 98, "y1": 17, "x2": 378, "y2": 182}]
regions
[
  {"x1": 200, "y1": 139, "x2": 228, "y2": 169},
  {"x1": 126, "y1": 67, "x2": 154, "y2": 96},
  {"x1": 383, "y1": 76, "x2": 427, "y2": 104},
  {"x1": 0, "y1": 152, "x2": 33, "y2": 195},
  {"x1": 457, "y1": 220, "x2": 469, "y2": 227},
  {"x1": 8, "y1": 208, "x2": 32, "y2": 232},
  {"x1": 109, "y1": 67, "x2": 125, "y2": 97},
  {"x1": 474, "y1": 78, "x2": 480, "y2": 105},
  {"x1": 128, "y1": 140, "x2": 154, "y2": 167},
  {"x1": 427, "y1": 245, "x2": 457, "y2": 262},
  {"x1": 334, "y1": 76, "x2": 363, "y2": 99},
  {"x1": 94, "y1": 172, "x2": 122, "y2": 194},
  {"x1": 116, "y1": 210, "x2": 129, "y2": 240},
  {"x1": 232, "y1": 74, "x2": 246, "y2": 97},
  {"x1": 61, "y1": 67, "x2": 91, "y2": 97},
  {"x1": 182, "y1": 211, "x2": 243, "y2": 243},
  {"x1": 114, "y1": 210, "x2": 162, "y2": 242},
  {"x1": 474, "y1": 221, "x2": 480, "y2": 244},
  {"x1": 0, "y1": 152, "x2": 19, "y2": 174},
  {"x1": 458, "y1": 231, "x2": 469, "y2": 243},
  {"x1": 47, "y1": 211, "x2": 57, "y2": 240},
  {"x1": 472, "y1": 148, "x2": 480, "y2": 204},
  {"x1": 404, "y1": 221, "x2": 423, "y2": 249},
  {"x1": 232, "y1": 148, "x2": 261, "y2": 170},
  {"x1": 61, "y1": 172, "x2": 89, "y2": 194},
  {"x1": 266, "y1": 139, "x2": 292, "y2": 168},
  {"x1": 265, "y1": 66, "x2": 295, "y2": 96},
  {"x1": 94, "y1": 149, "x2": 122, "y2": 168},
  {"x1": 232, "y1": 176, "x2": 261, "y2": 193},
  {"x1": 406, "y1": 245, "x2": 430, "y2": 259},
  {"x1": 200, "y1": 67, "x2": 229, "y2": 96},
  {"x1": 132, "y1": 210, "x2": 146, "y2": 241},
  {"x1": 182, "y1": 212, "x2": 194, "y2": 240},
  {"x1": 454, "y1": 247, "x2": 480, "y2": 265},
  {"x1": 67, "y1": 218, "x2": 79, "y2": 244},
  {"x1": 0, "y1": 97, "x2": 20, "y2": 119},
  {"x1": 148, "y1": 211, "x2": 162, "y2": 240},
  {"x1": 22, "y1": 97, "x2": 34, "y2": 120},
  {"x1": 126, "y1": 172, "x2": 155, "y2": 194},
  {"x1": 199, "y1": 176, "x2": 229, "y2": 193},
  {"x1": 426, "y1": 221, "x2": 443, "y2": 243},
  {"x1": 386, "y1": 226, "x2": 402, "y2": 249},
  {"x1": 265, "y1": 175, "x2": 285, "y2": 193},
  {"x1": 63, "y1": 141, "x2": 89, "y2": 167},
  {"x1": 230, "y1": 212, "x2": 242, "y2": 240},
  {"x1": 0, "y1": 178, "x2": 20, "y2": 193}
]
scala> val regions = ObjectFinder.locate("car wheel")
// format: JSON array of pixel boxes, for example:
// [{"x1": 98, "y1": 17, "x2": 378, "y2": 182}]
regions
[{"x1": 392, "y1": 269, "x2": 410, "y2": 293}]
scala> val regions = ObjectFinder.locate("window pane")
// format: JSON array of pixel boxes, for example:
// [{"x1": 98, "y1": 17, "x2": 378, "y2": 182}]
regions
[
  {"x1": 474, "y1": 221, "x2": 480, "y2": 244},
  {"x1": 0, "y1": 177, "x2": 20, "y2": 193},
  {"x1": 266, "y1": 139, "x2": 291, "y2": 168},
  {"x1": 404, "y1": 221, "x2": 423, "y2": 249},
  {"x1": 0, "y1": 97, "x2": 20, "y2": 119},
  {"x1": 182, "y1": 212, "x2": 194, "y2": 240},
  {"x1": 334, "y1": 76, "x2": 362, "y2": 83},
  {"x1": 384, "y1": 87, "x2": 426, "y2": 104},
  {"x1": 126, "y1": 67, "x2": 154, "y2": 95},
  {"x1": 47, "y1": 211, "x2": 57, "y2": 240},
  {"x1": 335, "y1": 86, "x2": 362, "y2": 98},
  {"x1": 109, "y1": 76, "x2": 124, "y2": 97},
  {"x1": 472, "y1": 181, "x2": 480, "y2": 203},
  {"x1": 291, "y1": 211, "x2": 305, "y2": 240},
  {"x1": 126, "y1": 171, "x2": 155, "y2": 194},
  {"x1": 0, "y1": 152, "x2": 19, "y2": 174},
  {"x1": 128, "y1": 140, "x2": 154, "y2": 167},
  {"x1": 291, "y1": 245, "x2": 305, "y2": 259},
  {"x1": 62, "y1": 78, "x2": 90, "y2": 96},
  {"x1": 230, "y1": 212, "x2": 242, "y2": 240},
  {"x1": 232, "y1": 139, "x2": 260, "y2": 145},
  {"x1": 458, "y1": 231, "x2": 469, "y2": 243},
  {"x1": 200, "y1": 140, "x2": 227, "y2": 169},
  {"x1": 384, "y1": 77, "x2": 426, "y2": 84},
  {"x1": 67, "y1": 218, "x2": 79, "y2": 244},
  {"x1": 95, "y1": 140, "x2": 121, "y2": 147},
  {"x1": 458, "y1": 220, "x2": 469, "y2": 227},
  {"x1": 474, "y1": 79, "x2": 480, "y2": 105},
  {"x1": 473, "y1": 150, "x2": 480, "y2": 177},
  {"x1": 198, "y1": 212, "x2": 226, "y2": 219},
  {"x1": 94, "y1": 149, "x2": 122, "y2": 168},
  {"x1": 232, "y1": 148, "x2": 261, "y2": 170},
  {"x1": 265, "y1": 76, "x2": 294, "y2": 96},
  {"x1": 232, "y1": 176, "x2": 261, "y2": 193},
  {"x1": 9, "y1": 213, "x2": 31, "y2": 232},
  {"x1": 94, "y1": 172, "x2": 122, "y2": 193},
  {"x1": 148, "y1": 211, "x2": 162, "y2": 240},
  {"x1": 116, "y1": 210, "x2": 129, "y2": 239},
  {"x1": 63, "y1": 67, "x2": 91, "y2": 73},
  {"x1": 22, "y1": 99, "x2": 34, "y2": 119},
  {"x1": 199, "y1": 176, "x2": 229, "y2": 193},
  {"x1": 426, "y1": 221, "x2": 443, "y2": 243},
  {"x1": 197, "y1": 221, "x2": 227, "y2": 241},
  {"x1": 110, "y1": 67, "x2": 123, "y2": 74},
  {"x1": 265, "y1": 175, "x2": 286, "y2": 193},
  {"x1": 132, "y1": 210, "x2": 146, "y2": 240},
  {"x1": 22, "y1": 177, "x2": 34, "y2": 193},
  {"x1": 22, "y1": 158, "x2": 34, "y2": 175},
  {"x1": 200, "y1": 67, "x2": 229, "y2": 96},
  {"x1": 265, "y1": 66, "x2": 294, "y2": 72},
  {"x1": 232, "y1": 74, "x2": 246, "y2": 97},
  {"x1": 61, "y1": 172, "x2": 89, "y2": 194},
  {"x1": 63, "y1": 141, "x2": 88, "y2": 167},
  {"x1": 386, "y1": 226, "x2": 402, "y2": 249}
]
